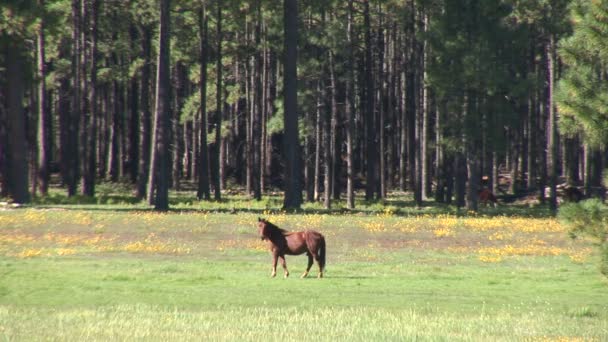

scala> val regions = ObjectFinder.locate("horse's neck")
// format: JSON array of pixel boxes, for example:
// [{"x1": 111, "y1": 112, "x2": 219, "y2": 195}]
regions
[{"x1": 266, "y1": 225, "x2": 289, "y2": 238}]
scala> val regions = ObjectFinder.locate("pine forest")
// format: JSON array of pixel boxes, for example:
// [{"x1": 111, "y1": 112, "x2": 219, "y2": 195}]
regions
[{"x1": 1, "y1": 0, "x2": 608, "y2": 211}]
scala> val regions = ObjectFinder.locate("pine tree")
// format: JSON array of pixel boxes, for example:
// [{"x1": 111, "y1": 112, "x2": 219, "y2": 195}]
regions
[{"x1": 557, "y1": 0, "x2": 608, "y2": 147}]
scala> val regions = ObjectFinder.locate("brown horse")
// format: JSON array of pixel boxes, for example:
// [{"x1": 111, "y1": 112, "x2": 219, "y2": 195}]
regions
[
  {"x1": 479, "y1": 188, "x2": 497, "y2": 207},
  {"x1": 257, "y1": 218, "x2": 326, "y2": 278}
]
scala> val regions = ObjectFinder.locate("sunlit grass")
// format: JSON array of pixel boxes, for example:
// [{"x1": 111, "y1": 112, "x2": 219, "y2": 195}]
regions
[
  {"x1": 0, "y1": 208, "x2": 606, "y2": 340},
  {"x1": 0, "y1": 209, "x2": 592, "y2": 262},
  {"x1": 1, "y1": 305, "x2": 604, "y2": 341}
]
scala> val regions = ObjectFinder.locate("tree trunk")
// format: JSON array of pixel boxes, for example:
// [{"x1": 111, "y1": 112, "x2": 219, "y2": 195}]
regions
[
  {"x1": 305, "y1": 110, "x2": 315, "y2": 202},
  {"x1": 329, "y1": 51, "x2": 340, "y2": 200},
  {"x1": 323, "y1": 61, "x2": 332, "y2": 209},
  {"x1": 363, "y1": 0, "x2": 376, "y2": 201},
  {"x1": 421, "y1": 12, "x2": 429, "y2": 201},
  {"x1": 67, "y1": 0, "x2": 81, "y2": 196},
  {"x1": 406, "y1": 0, "x2": 418, "y2": 204},
  {"x1": 527, "y1": 77, "x2": 536, "y2": 190},
  {"x1": 197, "y1": 5, "x2": 210, "y2": 200},
  {"x1": 148, "y1": 0, "x2": 171, "y2": 210},
  {"x1": 36, "y1": 2, "x2": 50, "y2": 196},
  {"x1": 314, "y1": 81, "x2": 322, "y2": 201},
  {"x1": 137, "y1": 26, "x2": 152, "y2": 200},
  {"x1": 252, "y1": 0, "x2": 262, "y2": 200},
  {"x1": 345, "y1": 0, "x2": 355, "y2": 209},
  {"x1": 547, "y1": 36, "x2": 557, "y2": 213},
  {"x1": 465, "y1": 93, "x2": 480, "y2": 212},
  {"x1": 435, "y1": 103, "x2": 445, "y2": 202},
  {"x1": 172, "y1": 63, "x2": 186, "y2": 191},
  {"x1": 108, "y1": 67, "x2": 120, "y2": 182},
  {"x1": 245, "y1": 24, "x2": 252, "y2": 195},
  {"x1": 82, "y1": 0, "x2": 99, "y2": 196},
  {"x1": 455, "y1": 152, "x2": 466, "y2": 208},
  {"x1": 127, "y1": 25, "x2": 139, "y2": 184},
  {"x1": 282, "y1": 0, "x2": 302, "y2": 210},
  {"x1": 399, "y1": 70, "x2": 406, "y2": 192},
  {"x1": 377, "y1": 8, "x2": 386, "y2": 200},
  {"x1": 565, "y1": 136, "x2": 580, "y2": 185},
  {"x1": 5, "y1": 37, "x2": 30, "y2": 203},
  {"x1": 184, "y1": 121, "x2": 192, "y2": 180},
  {"x1": 212, "y1": 1, "x2": 222, "y2": 200}
]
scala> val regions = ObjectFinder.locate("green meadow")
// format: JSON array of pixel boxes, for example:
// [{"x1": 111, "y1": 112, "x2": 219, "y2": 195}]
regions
[{"x1": 0, "y1": 202, "x2": 607, "y2": 341}]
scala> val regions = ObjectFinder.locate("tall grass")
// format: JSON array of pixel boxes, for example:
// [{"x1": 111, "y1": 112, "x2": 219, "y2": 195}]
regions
[{"x1": 1, "y1": 305, "x2": 604, "y2": 341}]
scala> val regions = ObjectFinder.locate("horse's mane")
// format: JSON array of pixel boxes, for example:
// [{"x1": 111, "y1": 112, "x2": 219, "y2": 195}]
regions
[{"x1": 261, "y1": 219, "x2": 293, "y2": 236}]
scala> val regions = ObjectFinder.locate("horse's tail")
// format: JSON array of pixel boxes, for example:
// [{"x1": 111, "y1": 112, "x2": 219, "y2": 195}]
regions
[{"x1": 318, "y1": 234, "x2": 326, "y2": 271}]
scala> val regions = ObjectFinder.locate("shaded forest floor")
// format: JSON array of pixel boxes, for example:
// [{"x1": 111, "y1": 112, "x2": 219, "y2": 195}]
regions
[{"x1": 3, "y1": 180, "x2": 560, "y2": 218}]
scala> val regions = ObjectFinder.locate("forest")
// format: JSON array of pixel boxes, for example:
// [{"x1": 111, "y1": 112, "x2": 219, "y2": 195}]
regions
[{"x1": 1, "y1": 0, "x2": 607, "y2": 211}]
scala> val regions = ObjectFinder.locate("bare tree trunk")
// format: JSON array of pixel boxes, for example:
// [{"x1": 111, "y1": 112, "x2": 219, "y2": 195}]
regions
[
  {"x1": 399, "y1": 70, "x2": 406, "y2": 191},
  {"x1": 282, "y1": 0, "x2": 302, "y2": 209},
  {"x1": 465, "y1": 93, "x2": 480, "y2": 212},
  {"x1": 314, "y1": 81, "x2": 322, "y2": 201},
  {"x1": 78, "y1": 0, "x2": 89, "y2": 194},
  {"x1": 67, "y1": 0, "x2": 81, "y2": 196},
  {"x1": 195, "y1": 5, "x2": 210, "y2": 202},
  {"x1": 406, "y1": 0, "x2": 419, "y2": 203},
  {"x1": 184, "y1": 121, "x2": 192, "y2": 180},
  {"x1": 172, "y1": 63, "x2": 186, "y2": 191},
  {"x1": 421, "y1": 12, "x2": 429, "y2": 201},
  {"x1": 455, "y1": 153, "x2": 466, "y2": 208},
  {"x1": 435, "y1": 103, "x2": 445, "y2": 202},
  {"x1": 305, "y1": 110, "x2": 315, "y2": 202},
  {"x1": 127, "y1": 25, "x2": 139, "y2": 184},
  {"x1": 377, "y1": 7, "x2": 386, "y2": 200},
  {"x1": 82, "y1": 0, "x2": 99, "y2": 196},
  {"x1": 547, "y1": 35, "x2": 557, "y2": 213},
  {"x1": 252, "y1": 0, "x2": 262, "y2": 200},
  {"x1": 527, "y1": 67, "x2": 536, "y2": 190},
  {"x1": 363, "y1": 0, "x2": 376, "y2": 201},
  {"x1": 245, "y1": 23, "x2": 252, "y2": 194},
  {"x1": 260, "y1": 27, "x2": 268, "y2": 194},
  {"x1": 386, "y1": 25, "x2": 397, "y2": 192},
  {"x1": 212, "y1": 1, "x2": 222, "y2": 200},
  {"x1": 5, "y1": 37, "x2": 30, "y2": 203},
  {"x1": 148, "y1": 0, "x2": 171, "y2": 210},
  {"x1": 345, "y1": 0, "x2": 356, "y2": 209},
  {"x1": 324, "y1": 58, "x2": 332, "y2": 209},
  {"x1": 329, "y1": 51, "x2": 340, "y2": 201},
  {"x1": 108, "y1": 65, "x2": 120, "y2": 182},
  {"x1": 137, "y1": 26, "x2": 152, "y2": 200},
  {"x1": 37, "y1": 1, "x2": 50, "y2": 196},
  {"x1": 565, "y1": 136, "x2": 580, "y2": 185}
]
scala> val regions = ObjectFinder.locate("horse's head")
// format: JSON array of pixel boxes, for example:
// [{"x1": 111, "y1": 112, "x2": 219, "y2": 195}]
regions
[{"x1": 257, "y1": 217, "x2": 270, "y2": 241}]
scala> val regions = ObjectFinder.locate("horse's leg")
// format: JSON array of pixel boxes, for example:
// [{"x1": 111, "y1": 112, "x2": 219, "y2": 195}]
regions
[
  {"x1": 301, "y1": 252, "x2": 313, "y2": 278},
  {"x1": 271, "y1": 252, "x2": 278, "y2": 278},
  {"x1": 279, "y1": 255, "x2": 289, "y2": 278},
  {"x1": 316, "y1": 255, "x2": 323, "y2": 278},
  {"x1": 310, "y1": 248, "x2": 323, "y2": 278}
]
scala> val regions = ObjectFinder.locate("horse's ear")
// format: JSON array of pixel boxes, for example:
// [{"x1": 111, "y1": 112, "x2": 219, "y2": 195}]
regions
[{"x1": 258, "y1": 217, "x2": 262, "y2": 222}]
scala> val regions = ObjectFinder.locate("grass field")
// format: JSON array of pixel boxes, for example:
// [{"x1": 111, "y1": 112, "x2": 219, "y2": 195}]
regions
[{"x1": 1, "y1": 204, "x2": 607, "y2": 341}]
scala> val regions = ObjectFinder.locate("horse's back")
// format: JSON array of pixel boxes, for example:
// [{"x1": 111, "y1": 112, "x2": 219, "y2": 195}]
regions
[{"x1": 304, "y1": 229, "x2": 324, "y2": 238}]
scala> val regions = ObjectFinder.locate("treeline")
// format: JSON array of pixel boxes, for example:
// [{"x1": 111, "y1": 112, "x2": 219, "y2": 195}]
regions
[{"x1": 1, "y1": 0, "x2": 607, "y2": 211}]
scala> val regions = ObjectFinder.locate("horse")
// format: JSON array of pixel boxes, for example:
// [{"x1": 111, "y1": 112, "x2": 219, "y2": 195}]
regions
[
  {"x1": 478, "y1": 188, "x2": 497, "y2": 207},
  {"x1": 257, "y1": 218, "x2": 326, "y2": 278},
  {"x1": 563, "y1": 186, "x2": 584, "y2": 203}
]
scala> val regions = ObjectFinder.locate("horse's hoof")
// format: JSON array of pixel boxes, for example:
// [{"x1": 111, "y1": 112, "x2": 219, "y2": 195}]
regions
[
  {"x1": 301, "y1": 272, "x2": 308, "y2": 278},
  {"x1": 318, "y1": 273, "x2": 323, "y2": 278},
  {"x1": 284, "y1": 273, "x2": 289, "y2": 279},
  {"x1": 271, "y1": 273, "x2": 276, "y2": 278}
]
